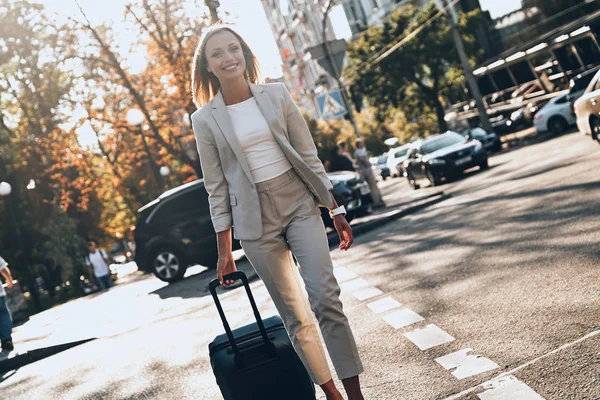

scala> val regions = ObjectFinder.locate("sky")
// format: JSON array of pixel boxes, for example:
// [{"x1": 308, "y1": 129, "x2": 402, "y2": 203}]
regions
[
  {"x1": 479, "y1": 0, "x2": 522, "y2": 19},
  {"x1": 42, "y1": 0, "x2": 285, "y2": 78}
]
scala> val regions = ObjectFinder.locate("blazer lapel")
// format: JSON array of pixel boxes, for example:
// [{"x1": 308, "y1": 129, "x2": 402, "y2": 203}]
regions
[
  {"x1": 211, "y1": 91, "x2": 254, "y2": 183},
  {"x1": 249, "y1": 83, "x2": 290, "y2": 142}
]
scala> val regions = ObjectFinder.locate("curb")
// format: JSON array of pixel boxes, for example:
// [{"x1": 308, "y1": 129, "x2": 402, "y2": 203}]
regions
[
  {"x1": 327, "y1": 193, "x2": 450, "y2": 248},
  {"x1": 0, "y1": 338, "x2": 96, "y2": 374}
]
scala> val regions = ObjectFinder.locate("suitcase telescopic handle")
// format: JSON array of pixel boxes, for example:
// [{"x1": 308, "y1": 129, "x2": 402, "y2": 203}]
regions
[{"x1": 209, "y1": 271, "x2": 271, "y2": 356}]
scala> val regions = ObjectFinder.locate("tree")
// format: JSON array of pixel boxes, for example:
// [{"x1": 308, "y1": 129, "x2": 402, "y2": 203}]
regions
[
  {"x1": 72, "y1": 0, "x2": 210, "y2": 204},
  {"x1": 345, "y1": 3, "x2": 483, "y2": 133},
  {"x1": 0, "y1": 0, "x2": 98, "y2": 307}
]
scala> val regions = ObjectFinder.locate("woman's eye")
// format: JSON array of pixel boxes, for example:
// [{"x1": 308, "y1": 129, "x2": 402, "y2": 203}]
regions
[
  {"x1": 229, "y1": 46, "x2": 239, "y2": 52},
  {"x1": 211, "y1": 51, "x2": 221, "y2": 57}
]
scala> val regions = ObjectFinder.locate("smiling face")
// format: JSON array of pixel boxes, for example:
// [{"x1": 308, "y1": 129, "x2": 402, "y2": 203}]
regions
[{"x1": 204, "y1": 30, "x2": 247, "y2": 84}]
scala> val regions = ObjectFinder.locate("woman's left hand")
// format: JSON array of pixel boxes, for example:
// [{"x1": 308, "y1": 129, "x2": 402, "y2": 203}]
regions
[{"x1": 333, "y1": 215, "x2": 354, "y2": 251}]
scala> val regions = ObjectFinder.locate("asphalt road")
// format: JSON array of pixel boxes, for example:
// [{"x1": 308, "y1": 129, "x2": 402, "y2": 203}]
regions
[{"x1": 1, "y1": 129, "x2": 598, "y2": 400}]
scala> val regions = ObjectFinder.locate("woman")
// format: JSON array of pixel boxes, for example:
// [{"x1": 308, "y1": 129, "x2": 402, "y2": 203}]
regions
[
  {"x1": 328, "y1": 145, "x2": 356, "y2": 173},
  {"x1": 190, "y1": 25, "x2": 364, "y2": 400}
]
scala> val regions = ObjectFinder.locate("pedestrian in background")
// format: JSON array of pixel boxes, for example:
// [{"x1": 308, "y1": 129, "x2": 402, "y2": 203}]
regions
[
  {"x1": 336, "y1": 140, "x2": 356, "y2": 169},
  {"x1": 0, "y1": 254, "x2": 15, "y2": 353},
  {"x1": 329, "y1": 145, "x2": 355, "y2": 172},
  {"x1": 355, "y1": 138, "x2": 385, "y2": 207},
  {"x1": 191, "y1": 25, "x2": 364, "y2": 400},
  {"x1": 85, "y1": 241, "x2": 112, "y2": 291}
]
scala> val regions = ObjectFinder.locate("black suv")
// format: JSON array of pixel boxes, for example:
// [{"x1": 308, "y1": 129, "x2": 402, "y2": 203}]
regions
[{"x1": 134, "y1": 180, "x2": 240, "y2": 282}]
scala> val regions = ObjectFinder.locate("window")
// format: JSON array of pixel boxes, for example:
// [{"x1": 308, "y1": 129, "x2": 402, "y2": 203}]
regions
[
  {"x1": 477, "y1": 75, "x2": 495, "y2": 96},
  {"x1": 490, "y1": 68, "x2": 516, "y2": 91},
  {"x1": 421, "y1": 133, "x2": 465, "y2": 154},
  {"x1": 573, "y1": 37, "x2": 600, "y2": 68},
  {"x1": 394, "y1": 148, "x2": 408, "y2": 158},
  {"x1": 149, "y1": 187, "x2": 208, "y2": 224},
  {"x1": 509, "y1": 61, "x2": 535, "y2": 84},
  {"x1": 554, "y1": 45, "x2": 583, "y2": 72}
]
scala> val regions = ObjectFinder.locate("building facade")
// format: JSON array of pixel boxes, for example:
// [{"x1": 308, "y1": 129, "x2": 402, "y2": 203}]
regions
[
  {"x1": 261, "y1": 0, "x2": 495, "y2": 117},
  {"x1": 260, "y1": 0, "x2": 339, "y2": 116}
]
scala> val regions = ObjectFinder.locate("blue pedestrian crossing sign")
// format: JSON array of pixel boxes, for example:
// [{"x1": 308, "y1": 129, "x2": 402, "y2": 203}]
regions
[{"x1": 316, "y1": 89, "x2": 346, "y2": 121}]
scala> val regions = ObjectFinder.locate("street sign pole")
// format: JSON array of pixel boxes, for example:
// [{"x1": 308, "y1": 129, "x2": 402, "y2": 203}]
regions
[
  {"x1": 319, "y1": 0, "x2": 361, "y2": 137},
  {"x1": 439, "y1": 0, "x2": 492, "y2": 132}
]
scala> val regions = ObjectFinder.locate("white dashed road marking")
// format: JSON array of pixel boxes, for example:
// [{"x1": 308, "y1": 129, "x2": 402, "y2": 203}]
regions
[
  {"x1": 340, "y1": 278, "x2": 370, "y2": 291},
  {"x1": 367, "y1": 296, "x2": 402, "y2": 313},
  {"x1": 332, "y1": 266, "x2": 547, "y2": 399},
  {"x1": 477, "y1": 375, "x2": 546, "y2": 400},
  {"x1": 404, "y1": 324, "x2": 455, "y2": 350},
  {"x1": 383, "y1": 308, "x2": 425, "y2": 329},
  {"x1": 352, "y1": 287, "x2": 383, "y2": 301},
  {"x1": 333, "y1": 267, "x2": 358, "y2": 283},
  {"x1": 435, "y1": 348, "x2": 500, "y2": 379}
]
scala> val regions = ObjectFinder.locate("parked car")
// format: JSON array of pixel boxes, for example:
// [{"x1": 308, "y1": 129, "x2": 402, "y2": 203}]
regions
[
  {"x1": 459, "y1": 127, "x2": 502, "y2": 152},
  {"x1": 533, "y1": 94, "x2": 576, "y2": 135},
  {"x1": 320, "y1": 171, "x2": 372, "y2": 228},
  {"x1": 134, "y1": 180, "x2": 235, "y2": 282},
  {"x1": 386, "y1": 144, "x2": 410, "y2": 177},
  {"x1": 108, "y1": 240, "x2": 133, "y2": 264},
  {"x1": 371, "y1": 155, "x2": 390, "y2": 180},
  {"x1": 574, "y1": 68, "x2": 600, "y2": 143},
  {"x1": 402, "y1": 131, "x2": 488, "y2": 189},
  {"x1": 567, "y1": 66, "x2": 600, "y2": 111}
]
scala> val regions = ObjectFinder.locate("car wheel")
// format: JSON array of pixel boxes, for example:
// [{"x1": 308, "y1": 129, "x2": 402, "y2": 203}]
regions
[
  {"x1": 149, "y1": 247, "x2": 188, "y2": 283},
  {"x1": 547, "y1": 116, "x2": 567, "y2": 135},
  {"x1": 479, "y1": 158, "x2": 489, "y2": 170},
  {"x1": 407, "y1": 173, "x2": 420, "y2": 190},
  {"x1": 591, "y1": 117, "x2": 600, "y2": 144},
  {"x1": 426, "y1": 170, "x2": 440, "y2": 186}
]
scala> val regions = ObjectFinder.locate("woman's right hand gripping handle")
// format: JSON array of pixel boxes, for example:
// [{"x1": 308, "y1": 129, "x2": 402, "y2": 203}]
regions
[{"x1": 217, "y1": 229, "x2": 238, "y2": 287}]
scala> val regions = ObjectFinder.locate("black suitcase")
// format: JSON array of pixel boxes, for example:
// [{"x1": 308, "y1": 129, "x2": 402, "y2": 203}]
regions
[{"x1": 208, "y1": 271, "x2": 317, "y2": 400}]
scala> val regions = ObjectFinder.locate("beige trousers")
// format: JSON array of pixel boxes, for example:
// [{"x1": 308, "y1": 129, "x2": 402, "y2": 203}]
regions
[
  {"x1": 360, "y1": 168, "x2": 383, "y2": 205},
  {"x1": 240, "y1": 169, "x2": 364, "y2": 385}
]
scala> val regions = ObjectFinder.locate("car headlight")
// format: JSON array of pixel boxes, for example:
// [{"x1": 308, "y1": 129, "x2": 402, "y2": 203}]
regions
[
  {"x1": 511, "y1": 109, "x2": 523, "y2": 121},
  {"x1": 473, "y1": 141, "x2": 483, "y2": 152},
  {"x1": 428, "y1": 159, "x2": 446, "y2": 165}
]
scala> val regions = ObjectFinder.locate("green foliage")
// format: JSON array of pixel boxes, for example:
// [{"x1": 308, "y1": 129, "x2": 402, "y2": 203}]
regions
[{"x1": 345, "y1": 3, "x2": 482, "y2": 134}]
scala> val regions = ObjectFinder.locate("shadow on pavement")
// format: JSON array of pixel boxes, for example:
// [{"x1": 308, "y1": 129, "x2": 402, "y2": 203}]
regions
[
  {"x1": 149, "y1": 259, "x2": 259, "y2": 300},
  {"x1": 500, "y1": 127, "x2": 579, "y2": 156}
]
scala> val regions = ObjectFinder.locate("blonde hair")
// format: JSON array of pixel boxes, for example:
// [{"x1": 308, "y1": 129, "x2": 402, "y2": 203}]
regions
[{"x1": 191, "y1": 25, "x2": 262, "y2": 107}]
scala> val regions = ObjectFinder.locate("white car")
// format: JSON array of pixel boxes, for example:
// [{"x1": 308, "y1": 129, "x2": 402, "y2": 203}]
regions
[
  {"x1": 386, "y1": 144, "x2": 410, "y2": 177},
  {"x1": 533, "y1": 94, "x2": 576, "y2": 135}
]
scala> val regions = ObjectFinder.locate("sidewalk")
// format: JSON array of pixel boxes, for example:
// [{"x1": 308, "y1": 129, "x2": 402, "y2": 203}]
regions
[{"x1": 0, "y1": 180, "x2": 448, "y2": 375}]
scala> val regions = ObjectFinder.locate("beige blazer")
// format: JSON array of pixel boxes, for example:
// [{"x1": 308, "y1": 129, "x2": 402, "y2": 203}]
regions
[{"x1": 191, "y1": 82, "x2": 334, "y2": 241}]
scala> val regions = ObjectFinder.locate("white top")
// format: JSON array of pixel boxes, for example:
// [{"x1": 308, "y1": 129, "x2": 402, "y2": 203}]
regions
[
  {"x1": 226, "y1": 97, "x2": 292, "y2": 183},
  {"x1": 0, "y1": 256, "x2": 7, "y2": 297},
  {"x1": 86, "y1": 250, "x2": 110, "y2": 278},
  {"x1": 355, "y1": 147, "x2": 370, "y2": 172}
]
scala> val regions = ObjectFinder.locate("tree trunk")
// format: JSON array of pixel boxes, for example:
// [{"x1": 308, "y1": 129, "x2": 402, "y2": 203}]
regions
[{"x1": 432, "y1": 96, "x2": 447, "y2": 132}]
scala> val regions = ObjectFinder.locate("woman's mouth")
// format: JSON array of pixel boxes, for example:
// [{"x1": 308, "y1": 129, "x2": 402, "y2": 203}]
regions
[{"x1": 222, "y1": 63, "x2": 239, "y2": 72}]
